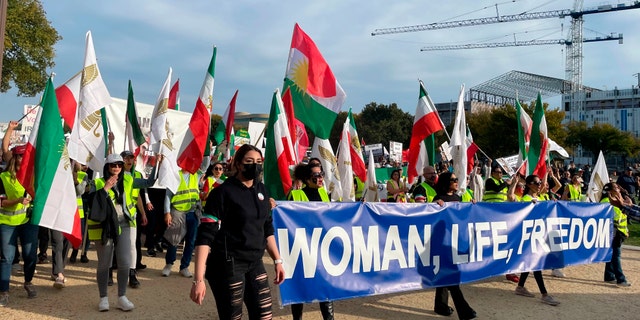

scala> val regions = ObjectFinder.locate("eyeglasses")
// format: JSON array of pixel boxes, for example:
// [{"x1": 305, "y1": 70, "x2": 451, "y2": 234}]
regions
[
  {"x1": 109, "y1": 163, "x2": 123, "y2": 168},
  {"x1": 213, "y1": 167, "x2": 224, "y2": 171},
  {"x1": 450, "y1": 178, "x2": 459, "y2": 183},
  {"x1": 311, "y1": 172, "x2": 325, "y2": 178}
]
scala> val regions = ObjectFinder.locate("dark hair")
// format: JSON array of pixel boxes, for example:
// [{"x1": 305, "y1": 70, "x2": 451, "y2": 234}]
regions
[
  {"x1": 303, "y1": 162, "x2": 323, "y2": 182},
  {"x1": 523, "y1": 174, "x2": 539, "y2": 196},
  {"x1": 293, "y1": 163, "x2": 307, "y2": 181},
  {"x1": 230, "y1": 144, "x2": 262, "y2": 177},
  {"x1": 435, "y1": 171, "x2": 455, "y2": 195},
  {"x1": 391, "y1": 169, "x2": 402, "y2": 181},
  {"x1": 204, "y1": 161, "x2": 225, "y2": 179},
  {"x1": 602, "y1": 182, "x2": 615, "y2": 198},
  {"x1": 308, "y1": 157, "x2": 322, "y2": 168},
  {"x1": 102, "y1": 162, "x2": 125, "y2": 204}
]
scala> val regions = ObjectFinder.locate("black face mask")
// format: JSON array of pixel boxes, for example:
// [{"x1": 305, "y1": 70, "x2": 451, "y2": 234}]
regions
[{"x1": 242, "y1": 163, "x2": 263, "y2": 180}]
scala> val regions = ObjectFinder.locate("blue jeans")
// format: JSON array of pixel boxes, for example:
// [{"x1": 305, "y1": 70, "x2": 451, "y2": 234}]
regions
[
  {"x1": 0, "y1": 223, "x2": 39, "y2": 292},
  {"x1": 604, "y1": 233, "x2": 626, "y2": 283},
  {"x1": 165, "y1": 211, "x2": 198, "y2": 270}
]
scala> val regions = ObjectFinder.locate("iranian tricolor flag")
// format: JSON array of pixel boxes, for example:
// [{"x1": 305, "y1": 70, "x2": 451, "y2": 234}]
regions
[
  {"x1": 150, "y1": 68, "x2": 180, "y2": 193},
  {"x1": 284, "y1": 23, "x2": 346, "y2": 200},
  {"x1": 55, "y1": 71, "x2": 81, "y2": 129},
  {"x1": 168, "y1": 79, "x2": 180, "y2": 110},
  {"x1": 407, "y1": 81, "x2": 445, "y2": 184},
  {"x1": 527, "y1": 93, "x2": 549, "y2": 178},
  {"x1": 363, "y1": 149, "x2": 379, "y2": 203},
  {"x1": 264, "y1": 88, "x2": 296, "y2": 200},
  {"x1": 214, "y1": 90, "x2": 238, "y2": 150},
  {"x1": 466, "y1": 125, "x2": 479, "y2": 175},
  {"x1": 516, "y1": 98, "x2": 532, "y2": 175},
  {"x1": 17, "y1": 78, "x2": 82, "y2": 248},
  {"x1": 124, "y1": 80, "x2": 146, "y2": 155},
  {"x1": 282, "y1": 87, "x2": 308, "y2": 163},
  {"x1": 178, "y1": 47, "x2": 216, "y2": 174},
  {"x1": 347, "y1": 108, "x2": 366, "y2": 182}
]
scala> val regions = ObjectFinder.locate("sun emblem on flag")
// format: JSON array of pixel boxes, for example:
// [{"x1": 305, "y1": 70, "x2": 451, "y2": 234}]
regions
[{"x1": 289, "y1": 58, "x2": 309, "y2": 92}]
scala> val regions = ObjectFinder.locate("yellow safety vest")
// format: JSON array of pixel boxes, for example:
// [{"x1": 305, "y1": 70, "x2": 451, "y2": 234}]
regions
[
  {"x1": 288, "y1": 188, "x2": 329, "y2": 202},
  {"x1": 414, "y1": 182, "x2": 437, "y2": 203},
  {"x1": 482, "y1": 177, "x2": 508, "y2": 202},
  {"x1": 354, "y1": 176, "x2": 365, "y2": 200},
  {"x1": 87, "y1": 175, "x2": 135, "y2": 241},
  {"x1": 0, "y1": 172, "x2": 29, "y2": 226},
  {"x1": 568, "y1": 184, "x2": 581, "y2": 201},
  {"x1": 461, "y1": 189, "x2": 474, "y2": 203},
  {"x1": 601, "y1": 197, "x2": 628, "y2": 237},
  {"x1": 201, "y1": 176, "x2": 226, "y2": 207},
  {"x1": 171, "y1": 172, "x2": 199, "y2": 212},
  {"x1": 76, "y1": 171, "x2": 87, "y2": 219}
]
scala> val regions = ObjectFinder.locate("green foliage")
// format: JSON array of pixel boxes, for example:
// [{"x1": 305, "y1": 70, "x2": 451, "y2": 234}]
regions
[
  {"x1": 2, "y1": 0, "x2": 61, "y2": 96},
  {"x1": 346, "y1": 102, "x2": 414, "y2": 151},
  {"x1": 565, "y1": 122, "x2": 640, "y2": 157}
]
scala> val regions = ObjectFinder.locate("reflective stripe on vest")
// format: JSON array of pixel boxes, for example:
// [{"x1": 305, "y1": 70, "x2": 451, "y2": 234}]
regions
[
  {"x1": 482, "y1": 177, "x2": 508, "y2": 202},
  {"x1": 77, "y1": 171, "x2": 87, "y2": 219},
  {"x1": 171, "y1": 172, "x2": 199, "y2": 212},
  {"x1": 93, "y1": 176, "x2": 136, "y2": 228},
  {"x1": 0, "y1": 172, "x2": 28, "y2": 226}
]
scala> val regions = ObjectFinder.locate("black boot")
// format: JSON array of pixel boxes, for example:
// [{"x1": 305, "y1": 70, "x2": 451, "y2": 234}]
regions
[
  {"x1": 107, "y1": 269, "x2": 114, "y2": 286},
  {"x1": 291, "y1": 303, "x2": 303, "y2": 320},
  {"x1": 129, "y1": 269, "x2": 140, "y2": 288},
  {"x1": 80, "y1": 254, "x2": 89, "y2": 263},
  {"x1": 319, "y1": 301, "x2": 334, "y2": 320},
  {"x1": 69, "y1": 249, "x2": 78, "y2": 263}
]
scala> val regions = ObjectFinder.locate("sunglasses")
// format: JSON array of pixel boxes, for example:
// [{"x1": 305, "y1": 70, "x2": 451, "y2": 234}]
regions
[
  {"x1": 530, "y1": 181, "x2": 542, "y2": 186},
  {"x1": 213, "y1": 167, "x2": 224, "y2": 171},
  {"x1": 109, "y1": 163, "x2": 124, "y2": 168},
  {"x1": 450, "y1": 178, "x2": 459, "y2": 183},
  {"x1": 311, "y1": 172, "x2": 325, "y2": 178}
]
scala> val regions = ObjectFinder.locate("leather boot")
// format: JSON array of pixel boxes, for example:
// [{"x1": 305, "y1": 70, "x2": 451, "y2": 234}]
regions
[
  {"x1": 319, "y1": 301, "x2": 334, "y2": 320},
  {"x1": 291, "y1": 303, "x2": 303, "y2": 320},
  {"x1": 129, "y1": 269, "x2": 140, "y2": 288}
]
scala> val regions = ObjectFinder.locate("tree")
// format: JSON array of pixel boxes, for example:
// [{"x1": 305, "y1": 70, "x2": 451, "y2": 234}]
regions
[
  {"x1": 567, "y1": 122, "x2": 640, "y2": 158},
  {"x1": 355, "y1": 102, "x2": 413, "y2": 150},
  {"x1": 2, "y1": 0, "x2": 61, "y2": 96}
]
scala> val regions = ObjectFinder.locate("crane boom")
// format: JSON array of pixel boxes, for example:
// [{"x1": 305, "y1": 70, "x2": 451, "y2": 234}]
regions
[
  {"x1": 371, "y1": 1, "x2": 640, "y2": 36},
  {"x1": 420, "y1": 34, "x2": 622, "y2": 51}
]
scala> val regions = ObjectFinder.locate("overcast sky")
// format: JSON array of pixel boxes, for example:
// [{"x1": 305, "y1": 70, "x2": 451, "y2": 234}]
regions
[{"x1": 1, "y1": 0, "x2": 638, "y2": 123}]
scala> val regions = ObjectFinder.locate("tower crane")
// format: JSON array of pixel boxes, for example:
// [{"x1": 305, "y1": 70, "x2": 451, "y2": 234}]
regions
[{"x1": 372, "y1": 1, "x2": 640, "y2": 118}]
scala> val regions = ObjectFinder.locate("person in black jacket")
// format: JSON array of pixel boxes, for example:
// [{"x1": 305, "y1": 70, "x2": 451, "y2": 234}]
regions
[{"x1": 190, "y1": 144, "x2": 285, "y2": 320}]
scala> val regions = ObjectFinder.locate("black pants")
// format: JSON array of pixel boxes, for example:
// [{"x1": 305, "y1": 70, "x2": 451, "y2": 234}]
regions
[
  {"x1": 518, "y1": 270, "x2": 547, "y2": 295},
  {"x1": 434, "y1": 285, "x2": 475, "y2": 319},
  {"x1": 291, "y1": 301, "x2": 334, "y2": 320},
  {"x1": 206, "y1": 256, "x2": 273, "y2": 320},
  {"x1": 144, "y1": 188, "x2": 166, "y2": 250}
]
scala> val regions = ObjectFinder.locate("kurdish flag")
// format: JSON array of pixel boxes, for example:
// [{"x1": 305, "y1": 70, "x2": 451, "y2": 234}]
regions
[
  {"x1": 18, "y1": 78, "x2": 81, "y2": 248},
  {"x1": 178, "y1": 47, "x2": 216, "y2": 174},
  {"x1": 407, "y1": 81, "x2": 445, "y2": 184},
  {"x1": 284, "y1": 23, "x2": 346, "y2": 200},
  {"x1": 284, "y1": 23, "x2": 346, "y2": 140},
  {"x1": 264, "y1": 88, "x2": 296, "y2": 200}
]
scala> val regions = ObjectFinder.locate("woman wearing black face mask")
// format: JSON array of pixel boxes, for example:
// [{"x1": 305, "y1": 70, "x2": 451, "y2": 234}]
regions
[{"x1": 191, "y1": 144, "x2": 284, "y2": 320}]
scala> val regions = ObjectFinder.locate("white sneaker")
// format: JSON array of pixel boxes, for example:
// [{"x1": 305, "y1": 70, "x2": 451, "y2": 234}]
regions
[
  {"x1": 98, "y1": 297, "x2": 109, "y2": 311},
  {"x1": 180, "y1": 268, "x2": 193, "y2": 278},
  {"x1": 551, "y1": 269, "x2": 566, "y2": 278},
  {"x1": 162, "y1": 264, "x2": 172, "y2": 277},
  {"x1": 117, "y1": 295, "x2": 134, "y2": 311}
]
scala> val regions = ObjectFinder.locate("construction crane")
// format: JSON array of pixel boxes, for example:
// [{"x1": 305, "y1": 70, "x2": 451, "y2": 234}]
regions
[
  {"x1": 419, "y1": 34, "x2": 623, "y2": 51},
  {"x1": 372, "y1": 1, "x2": 640, "y2": 119}
]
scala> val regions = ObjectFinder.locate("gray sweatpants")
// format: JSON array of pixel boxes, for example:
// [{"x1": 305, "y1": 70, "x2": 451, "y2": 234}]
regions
[{"x1": 95, "y1": 226, "x2": 133, "y2": 297}]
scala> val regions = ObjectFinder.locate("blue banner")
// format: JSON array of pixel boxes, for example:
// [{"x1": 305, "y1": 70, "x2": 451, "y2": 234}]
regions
[{"x1": 272, "y1": 201, "x2": 613, "y2": 305}]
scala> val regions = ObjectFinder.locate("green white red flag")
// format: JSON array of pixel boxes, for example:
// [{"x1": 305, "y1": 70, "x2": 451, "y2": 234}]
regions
[
  {"x1": 284, "y1": 23, "x2": 346, "y2": 200},
  {"x1": 527, "y1": 93, "x2": 549, "y2": 177},
  {"x1": 337, "y1": 116, "x2": 355, "y2": 201},
  {"x1": 407, "y1": 81, "x2": 445, "y2": 184},
  {"x1": 150, "y1": 68, "x2": 180, "y2": 193},
  {"x1": 516, "y1": 98, "x2": 532, "y2": 175},
  {"x1": 178, "y1": 47, "x2": 216, "y2": 174},
  {"x1": 214, "y1": 90, "x2": 238, "y2": 151},
  {"x1": 347, "y1": 108, "x2": 366, "y2": 182},
  {"x1": 264, "y1": 88, "x2": 296, "y2": 200},
  {"x1": 17, "y1": 78, "x2": 82, "y2": 248},
  {"x1": 168, "y1": 79, "x2": 180, "y2": 110},
  {"x1": 55, "y1": 71, "x2": 81, "y2": 129},
  {"x1": 124, "y1": 80, "x2": 146, "y2": 154},
  {"x1": 282, "y1": 87, "x2": 308, "y2": 163}
]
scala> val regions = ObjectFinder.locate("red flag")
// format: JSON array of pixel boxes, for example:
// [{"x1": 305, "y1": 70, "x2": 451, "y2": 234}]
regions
[
  {"x1": 282, "y1": 87, "x2": 308, "y2": 162},
  {"x1": 168, "y1": 79, "x2": 180, "y2": 110},
  {"x1": 54, "y1": 72, "x2": 81, "y2": 129}
]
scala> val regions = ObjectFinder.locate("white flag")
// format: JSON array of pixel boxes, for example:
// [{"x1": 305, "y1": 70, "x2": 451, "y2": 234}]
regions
[
  {"x1": 337, "y1": 117, "x2": 354, "y2": 202},
  {"x1": 310, "y1": 138, "x2": 342, "y2": 202},
  {"x1": 449, "y1": 84, "x2": 468, "y2": 193},
  {"x1": 150, "y1": 68, "x2": 180, "y2": 193},
  {"x1": 587, "y1": 151, "x2": 610, "y2": 202},
  {"x1": 364, "y1": 150, "x2": 379, "y2": 202},
  {"x1": 68, "y1": 31, "x2": 112, "y2": 172}
]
